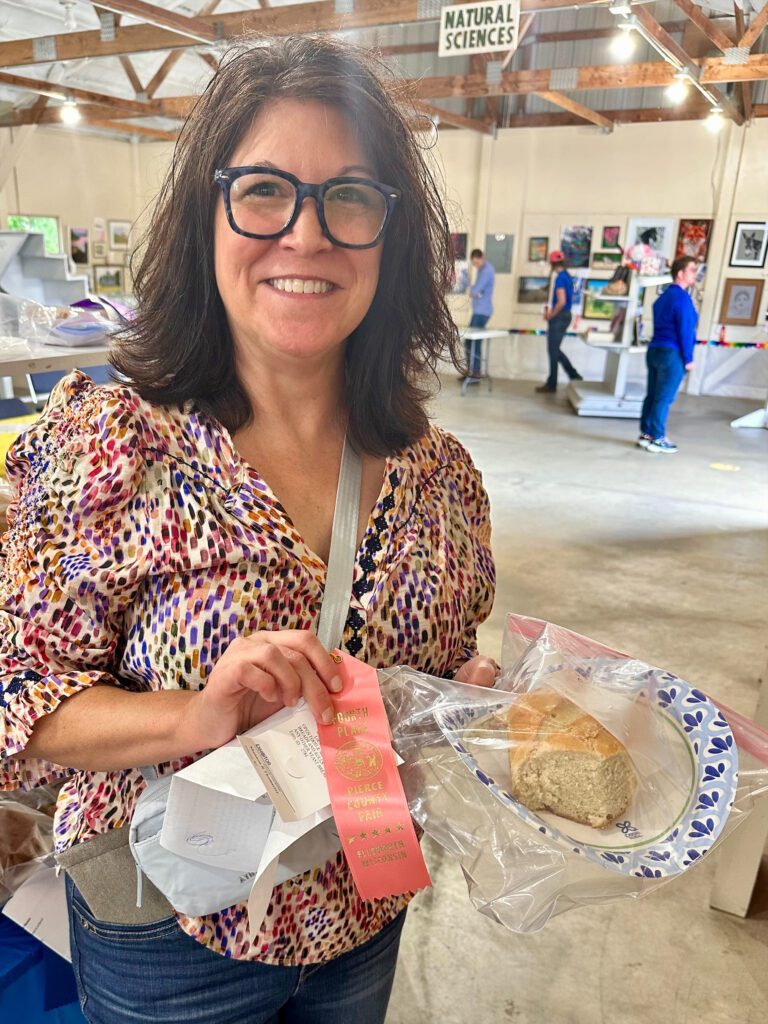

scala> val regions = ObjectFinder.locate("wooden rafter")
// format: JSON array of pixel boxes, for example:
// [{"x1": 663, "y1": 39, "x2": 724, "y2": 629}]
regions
[
  {"x1": 93, "y1": 1, "x2": 217, "y2": 43},
  {"x1": 739, "y1": 1, "x2": 768, "y2": 49},
  {"x1": 700, "y1": 52, "x2": 768, "y2": 81},
  {"x1": 0, "y1": 69, "x2": 152, "y2": 114},
  {"x1": 734, "y1": 4, "x2": 753, "y2": 120},
  {"x1": 630, "y1": 3, "x2": 744, "y2": 125},
  {"x1": 91, "y1": 118, "x2": 178, "y2": 139},
  {"x1": 118, "y1": 55, "x2": 144, "y2": 95},
  {"x1": 501, "y1": 12, "x2": 536, "y2": 70},
  {"x1": 669, "y1": 0, "x2": 733, "y2": 52},
  {"x1": 415, "y1": 101, "x2": 494, "y2": 135},
  {"x1": 535, "y1": 90, "x2": 614, "y2": 131},
  {"x1": 144, "y1": 0, "x2": 222, "y2": 100},
  {"x1": 198, "y1": 52, "x2": 219, "y2": 72}
]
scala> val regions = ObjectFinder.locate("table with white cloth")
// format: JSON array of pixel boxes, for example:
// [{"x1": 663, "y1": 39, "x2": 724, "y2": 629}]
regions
[{"x1": 0, "y1": 338, "x2": 111, "y2": 398}]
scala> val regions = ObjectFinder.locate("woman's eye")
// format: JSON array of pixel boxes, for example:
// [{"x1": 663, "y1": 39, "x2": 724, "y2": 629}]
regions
[{"x1": 330, "y1": 186, "x2": 371, "y2": 205}]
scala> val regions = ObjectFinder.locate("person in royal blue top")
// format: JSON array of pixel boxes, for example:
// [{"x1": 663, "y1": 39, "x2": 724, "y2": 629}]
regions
[
  {"x1": 638, "y1": 256, "x2": 699, "y2": 454},
  {"x1": 536, "y1": 250, "x2": 582, "y2": 393},
  {"x1": 461, "y1": 248, "x2": 496, "y2": 381}
]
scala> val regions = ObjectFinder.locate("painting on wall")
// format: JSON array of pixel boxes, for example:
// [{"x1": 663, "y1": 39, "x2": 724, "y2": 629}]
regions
[
  {"x1": 92, "y1": 216, "x2": 107, "y2": 244},
  {"x1": 7, "y1": 214, "x2": 61, "y2": 255},
  {"x1": 91, "y1": 241, "x2": 107, "y2": 263},
  {"x1": 675, "y1": 219, "x2": 713, "y2": 262},
  {"x1": 626, "y1": 217, "x2": 676, "y2": 259},
  {"x1": 518, "y1": 276, "x2": 550, "y2": 304},
  {"x1": 450, "y1": 232, "x2": 468, "y2": 261},
  {"x1": 528, "y1": 236, "x2": 549, "y2": 262},
  {"x1": 108, "y1": 220, "x2": 131, "y2": 250},
  {"x1": 591, "y1": 251, "x2": 622, "y2": 270},
  {"x1": 485, "y1": 232, "x2": 513, "y2": 273},
  {"x1": 571, "y1": 274, "x2": 586, "y2": 309},
  {"x1": 729, "y1": 221, "x2": 768, "y2": 268},
  {"x1": 94, "y1": 265, "x2": 124, "y2": 295},
  {"x1": 560, "y1": 225, "x2": 592, "y2": 268},
  {"x1": 583, "y1": 278, "x2": 614, "y2": 320},
  {"x1": 69, "y1": 227, "x2": 89, "y2": 265},
  {"x1": 601, "y1": 225, "x2": 621, "y2": 249},
  {"x1": 720, "y1": 278, "x2": 764, "y2": 326}
]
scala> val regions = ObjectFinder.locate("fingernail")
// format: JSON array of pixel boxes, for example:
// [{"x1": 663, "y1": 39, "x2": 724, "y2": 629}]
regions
[
  {"x1": 329, "y1": 676, "x2": 343, "y2": 693},
  {"x1": 322, "y1": 708, "x2": 335, "y2": 725}
]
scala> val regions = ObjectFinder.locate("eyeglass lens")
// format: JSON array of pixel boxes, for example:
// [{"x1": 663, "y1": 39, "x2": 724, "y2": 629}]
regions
[{"x1": 229, "y1": 172, "x2": 388, "y2": 245}]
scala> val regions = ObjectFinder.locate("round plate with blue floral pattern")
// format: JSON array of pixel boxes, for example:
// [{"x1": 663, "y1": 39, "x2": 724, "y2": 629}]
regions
[{"x1": 433, "y1": 671, "x2": 738, "y2": 878}]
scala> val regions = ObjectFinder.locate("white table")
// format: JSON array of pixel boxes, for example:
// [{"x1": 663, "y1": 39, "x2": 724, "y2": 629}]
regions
[
  {"x1": 0, "y1": 339, "x2": 111, "y2": 398},
  {"x1": 459, "y1": 328, "x2": 510, "y2": 396}
]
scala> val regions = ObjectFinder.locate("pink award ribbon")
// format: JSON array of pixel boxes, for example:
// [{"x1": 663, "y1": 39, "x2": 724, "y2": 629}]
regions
[{"x1": 317, "y1": 652, "x2": 431, "y2": 901}]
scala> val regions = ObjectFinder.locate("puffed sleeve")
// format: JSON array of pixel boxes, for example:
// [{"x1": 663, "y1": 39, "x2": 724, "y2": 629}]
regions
[{"x1": 0, "y1": 370, "x2": 150, "y2": 789}]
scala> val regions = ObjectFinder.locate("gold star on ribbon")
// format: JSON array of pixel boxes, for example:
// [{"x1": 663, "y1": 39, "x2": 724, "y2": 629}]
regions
[
  {"x1": 359, "y1": 831, "x2": 367, "y2": 840},
  {"x1": 372, "y1": 829, "x2": 380, "y2": 837},
  {"x1": 384, "y1": 826, "x2": 392, "y2": 834},
  {"x1": 396, "y1": 823, "x2": 404, "y2": 831}
]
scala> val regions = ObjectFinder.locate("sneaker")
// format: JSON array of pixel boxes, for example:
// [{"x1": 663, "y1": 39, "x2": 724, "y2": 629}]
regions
[
  {"x1": 646, "y1": 437, "x2": 678, "y2": 453},
  {"x1": 636, "y1": 434, "x2": 653, "y2": 449},
  {"x1": 465, "y1": 377, "x2": 480, "y2": 386},
  {"x1": 535, "y1": 384, "x2": 556, "y2": 393}
]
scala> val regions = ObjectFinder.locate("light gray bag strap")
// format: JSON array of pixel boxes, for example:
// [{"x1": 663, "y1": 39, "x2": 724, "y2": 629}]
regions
[{"x1": 316, "y1": 434, "x2": 363, "y2": 652}]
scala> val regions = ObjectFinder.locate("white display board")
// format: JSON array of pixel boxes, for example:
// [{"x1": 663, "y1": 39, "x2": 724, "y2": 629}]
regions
[{"x1": 438, "y1": 0, "x2": 520, "y2": 57}]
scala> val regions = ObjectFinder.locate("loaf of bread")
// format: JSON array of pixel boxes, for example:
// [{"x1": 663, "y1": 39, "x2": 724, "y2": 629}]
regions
[{"x1": 506, "y1": 691, "x2": 635, "y2": 829}]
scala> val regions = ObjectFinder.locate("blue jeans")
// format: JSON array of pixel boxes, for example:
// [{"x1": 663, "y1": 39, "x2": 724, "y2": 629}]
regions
[
  {"x1": 546, "y1": 310, "x2": 578, "y2": 388},
  {"x1": 465, "y1": 313, "x2": 489, "y2": 374},
  {"x1": 640, "y1": 345, "x2": 686, "y2": 439},
  {"x1": 66, "y1": 879, "x2": 405, "y2": 1024}
]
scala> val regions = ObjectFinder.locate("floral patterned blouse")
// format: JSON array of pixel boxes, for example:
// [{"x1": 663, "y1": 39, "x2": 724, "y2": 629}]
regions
[{"x1": 0, "y1": 371, "x2": 495, "y2": 965}]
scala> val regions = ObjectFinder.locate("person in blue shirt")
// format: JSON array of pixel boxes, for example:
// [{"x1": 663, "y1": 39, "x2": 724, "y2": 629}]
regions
[
  {"x1": 536, "y1": 250, "x2": 582, "y2": 393},
  {"x1": 462, "y1": 248, "x2": 495, "y2": 381},
  {"x1": 638, "y1": 256, "x2": 699, "y2": 453}
]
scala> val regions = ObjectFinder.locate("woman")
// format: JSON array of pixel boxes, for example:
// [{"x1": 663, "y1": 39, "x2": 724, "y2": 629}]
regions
[{"x1": 0, "y1": 36, "x2": 496, "y2": 1024}]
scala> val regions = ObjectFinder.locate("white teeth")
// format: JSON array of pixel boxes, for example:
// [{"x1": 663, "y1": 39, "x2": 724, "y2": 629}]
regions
[{"x1": 268, "y1": 278, "x2": 333, "y2": 294}]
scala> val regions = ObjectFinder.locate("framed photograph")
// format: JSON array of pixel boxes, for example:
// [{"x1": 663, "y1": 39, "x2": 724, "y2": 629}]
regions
[
  {"x1": 675, "y1": 219, "x2": 713, "y2": 262},
  {"x1": 528, "y1": 236, "x2": 549, "y2": 262},
  {"x1": 517, "y1": 275, "x2": 550, "y2": 304},
  {"x1": 485, "y1": 232, "x2": 513, "y2": 274},
  {"x1": 92, "y1": 216, "x2": 107, "y2": 244},
  {"x1": 91, "y1": 241, "x2": 107, "y2": 263},
  {"x1": 729, "y1": 221, "x2": 768, "y2": 269},
  {"x1": 560, "y1": 225, "x2": 592, "y2": 269},
  {"x1": 94, "y1": 265, "x2": 124, "y2": 295},
  {"x1": 450, "y1": 232, "x2": 467, "y2": 261},
  {"x1": 69, "y1": 226, "x2": 89, "y2": 265},
  {"x1": 591, "y1": 251, "x2": 622, "y2": 270},
  {"x1": 719, "y1": 278, "x2": 764, "y2": 326},
  {"x1": 108, "y1": 220, "x2": 131, "y2": 250},
  {"x1": 627, "y1": 217, "x2": 676, "y2": 259},
  {"x1": 7, "y1": 213, "x2": 61, "y2": 255},
  {"x1": 583, "y1": 278, "x2": 614, "y2": 320},
  {"x1": 601, "y1": 225, "x2": 621, "y2": 249}
]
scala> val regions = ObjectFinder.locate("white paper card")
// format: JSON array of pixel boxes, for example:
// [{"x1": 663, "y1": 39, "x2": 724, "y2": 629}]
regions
[{"x1": 4, "y1": 863, "x2": 71, "y2": 962}]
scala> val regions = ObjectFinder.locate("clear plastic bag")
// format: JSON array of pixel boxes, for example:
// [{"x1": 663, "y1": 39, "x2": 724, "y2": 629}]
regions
[
  {"x1": 0, "y1": 787, "x2": 60, "y2": 906},
  {"x1": 380, "y1": 614, "x2": 768, "y2": 933},
  {"x1": 0, "y1": 292, "x2": 123, "y2": 347}
]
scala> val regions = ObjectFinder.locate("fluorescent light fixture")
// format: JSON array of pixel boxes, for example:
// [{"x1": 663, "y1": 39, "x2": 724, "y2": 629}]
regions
[
  {"x1": 704, "y1": 107, "x2": 724, "y2": 133},
  {"x1": 666, "y1": 72, "x2": 689, "y2": 105},
  {"x1": 608, "y1": 4, "x2": 632, "y2": 15},
  {"x1": 60, "y1": 100, "x2": 81, "y2": 125},
  {"x1": 610, "y1": 23, "x2": 636, "y2": 61}
]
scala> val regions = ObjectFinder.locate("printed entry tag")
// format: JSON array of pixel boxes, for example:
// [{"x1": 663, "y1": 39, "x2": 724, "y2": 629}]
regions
[{"x1": 317, "y1": 652, "x2": 432, "y2": 901}]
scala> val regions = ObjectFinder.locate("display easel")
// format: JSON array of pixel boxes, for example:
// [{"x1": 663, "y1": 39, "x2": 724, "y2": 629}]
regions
[{"x1": 567, "y1": 274, "x2": 671, "y2": 418}]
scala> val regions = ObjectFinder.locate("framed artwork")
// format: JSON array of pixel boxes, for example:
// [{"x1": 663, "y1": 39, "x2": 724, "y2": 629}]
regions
[
  {"x1": 94, "y1": 265, "x2": 124, "y2": 295},
  {"x1": 729, "y1": 221, "x2": 768, "y2": 269},
  {"x1": 7, "y1": 213, "x2": 61, "y2": 255},
  {"x1": 91, "y1": 241, "x2": 107, "y2": 262},
  {"x1": 528, "y1": 236, "x2": 548, "y2": 262},
  {"x1": 583, "y1": 278, "x2": 614, "y2": 320},
  {"x1": 69, "y1": 227, "x2": 89, "y2": 265},
  {"x1": 485, "y1": 232, "x2": 513, "y2": 274},
  {"x1": 450, "y1": 232, "x2": 467, "y2": 261},
  {"x1": 591, "y1": 251, "x2": 622, "y2": 270},
  {"x1": 571, "y1": 274, "x2": 586, "y2": 309},
  {"x1": 601, "y1": 225, "x2": 621, "y2": 249},
  {"x1": 517, "y1": 276, "x2": 549, "y2": 304},
  {"x1": 626, "y1": 217, "x2": 676, "y2": 259},
  {"x1": 108, "y1": 220, "x2": 131, "y2": 250},
  {"x1": 719, "y1": 278, "x2": 764, "y2": 326},
  {"x1": 92, "y1": 216, "x2": 106, "y2": 244},
  {"x1": 675, "y1": 219, "x2": 713, "y2": 262},
  {"x1": 560, "y1": 225, "x2": 592, "y2": 268}
]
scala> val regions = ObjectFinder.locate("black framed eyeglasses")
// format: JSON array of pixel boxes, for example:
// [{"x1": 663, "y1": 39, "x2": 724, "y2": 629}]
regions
[{"x1": 214, "y1": 166, "x2": 401, "y2": 250}]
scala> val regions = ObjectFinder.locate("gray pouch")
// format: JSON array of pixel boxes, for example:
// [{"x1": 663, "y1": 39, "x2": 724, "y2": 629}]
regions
[{"x1": 55, "y1": 827, "x2": 173, "y2": 924}]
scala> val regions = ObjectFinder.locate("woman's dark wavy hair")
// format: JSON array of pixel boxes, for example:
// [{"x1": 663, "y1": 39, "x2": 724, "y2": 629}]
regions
[{"x1": 112, "y1": 34, "x2": 460, "y2": 456}]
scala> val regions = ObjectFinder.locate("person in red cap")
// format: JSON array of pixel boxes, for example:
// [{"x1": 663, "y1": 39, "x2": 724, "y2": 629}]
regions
[{"x1": 536, "y1": 250, "x2": 582, "y2": 393}]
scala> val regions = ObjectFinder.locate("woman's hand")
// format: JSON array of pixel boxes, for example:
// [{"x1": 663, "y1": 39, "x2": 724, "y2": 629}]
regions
[
  {"x1": 180, "y1": 631, "x2": 342, "y2": 752},
  {"x1": 454, "y1": 655, "x2": 499, "y2": 688}
]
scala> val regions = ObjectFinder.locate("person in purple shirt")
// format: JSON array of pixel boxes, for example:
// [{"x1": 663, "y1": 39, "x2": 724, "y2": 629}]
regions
[
  {"x1": 462, "y1": 248, "x2": 496, "y2": 381},
  {"x1": 638, "y1": 256, "x2": 699, "y2": 453}
]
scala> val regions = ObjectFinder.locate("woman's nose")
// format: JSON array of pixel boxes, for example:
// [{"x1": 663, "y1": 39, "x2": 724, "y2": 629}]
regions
[{"x1": 279, "y1": 196, "x2": 333, "y2": 253}]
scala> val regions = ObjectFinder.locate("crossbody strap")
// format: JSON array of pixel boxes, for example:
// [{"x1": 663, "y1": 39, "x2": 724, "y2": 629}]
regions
[{"x1": 316, "y1": 435, "x2": 363, "y2": 652}]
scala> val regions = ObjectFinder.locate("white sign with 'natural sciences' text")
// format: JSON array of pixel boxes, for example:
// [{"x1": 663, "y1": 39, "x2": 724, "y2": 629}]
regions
[{"x1": 438, "y1": 0, "x2": 520, "y2": 57}]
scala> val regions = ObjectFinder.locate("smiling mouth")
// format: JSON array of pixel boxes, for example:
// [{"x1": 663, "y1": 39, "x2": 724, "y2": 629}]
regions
[{"x1": 267, "y1": 278, "x2": 335, "y2": 294}]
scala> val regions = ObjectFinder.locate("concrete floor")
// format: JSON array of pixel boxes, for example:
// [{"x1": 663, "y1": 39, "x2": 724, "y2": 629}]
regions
[{"x1": 388, "y1": 379, "x2": 768, "y2": 1024}]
